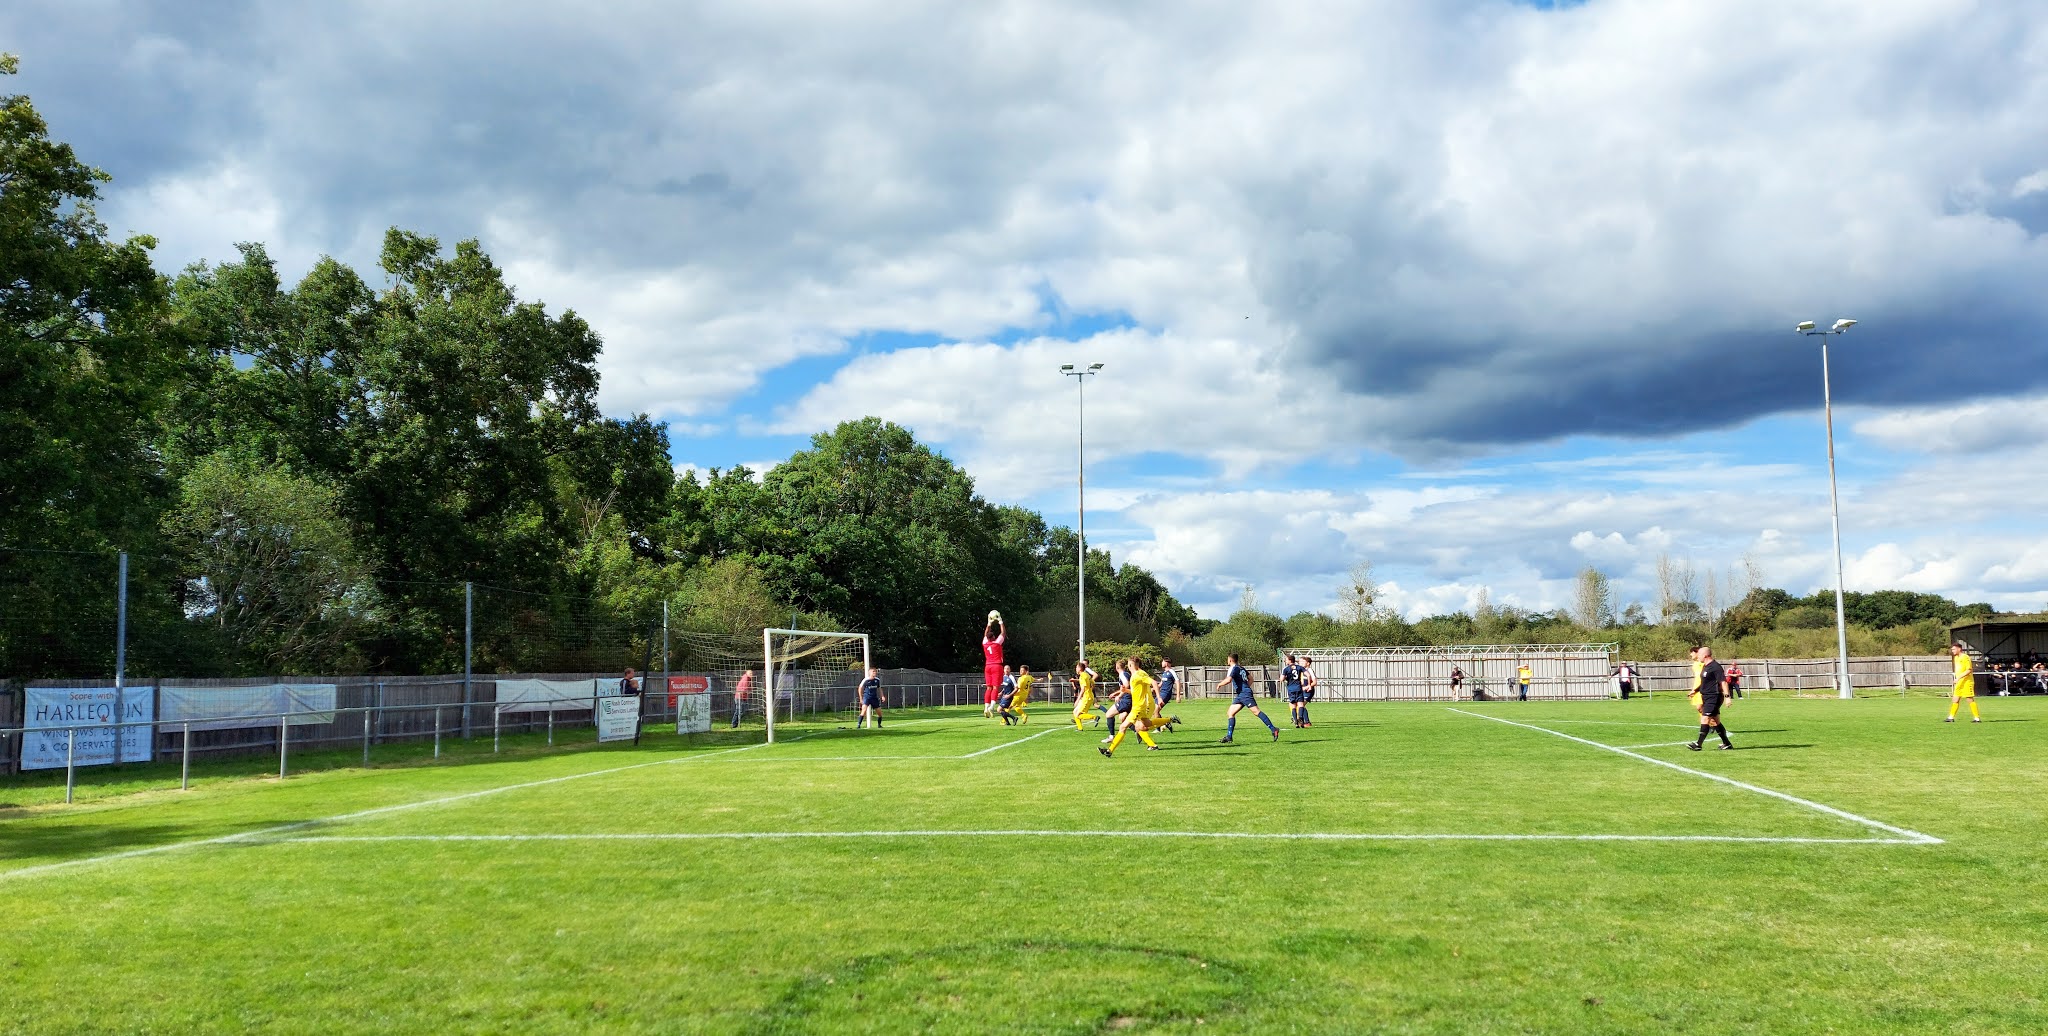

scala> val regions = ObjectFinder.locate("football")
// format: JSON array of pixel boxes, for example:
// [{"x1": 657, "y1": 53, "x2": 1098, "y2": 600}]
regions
[{"x1": 987, "y1": 610, "x2": 1002, "y2": 623}]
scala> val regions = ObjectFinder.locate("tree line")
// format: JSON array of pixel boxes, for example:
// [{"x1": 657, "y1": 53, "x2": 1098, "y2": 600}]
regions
[{"x1": 0, "y1": 57, "x2": 1201, "y2": 679}]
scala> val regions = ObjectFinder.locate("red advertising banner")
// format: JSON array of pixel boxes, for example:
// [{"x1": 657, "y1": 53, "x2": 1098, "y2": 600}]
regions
[{"x1": 668, "y1": 675, "x2": 710, "y2": 707}]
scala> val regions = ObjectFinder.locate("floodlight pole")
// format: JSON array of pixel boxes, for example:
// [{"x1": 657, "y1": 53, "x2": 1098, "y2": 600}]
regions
[
  {"x1": 1800, "y1": 322, "x2": 1856, "y2": 700},
  {"x1": 1062, "y1": 363, "x2": 1103, "y2": 664}
]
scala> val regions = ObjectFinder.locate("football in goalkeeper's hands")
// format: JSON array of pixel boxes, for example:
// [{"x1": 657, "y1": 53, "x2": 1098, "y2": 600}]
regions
[{"x1": 988, "y1": 610, "x2": 1002, "y2": 623}]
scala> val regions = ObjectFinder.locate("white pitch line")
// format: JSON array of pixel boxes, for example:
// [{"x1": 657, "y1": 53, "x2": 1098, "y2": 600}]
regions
[
  {"x1": 1620, "y1": 742, "x2": 1698, "y2": 749},
  {"x1": 1531, "y1": 720, "x2": 1705, "y2": 729},
  {"x1": 1447, "y1": 708, "x2": 1943, "y2": 845},
  {"x1": 0, "y1": 737, "x2": 801, "y2": 884},
  {"x1": 958, "y1": 727, "x2": 1063, "y2": 758},
  {"x1": 273, "y1": 830, "x2": 1925, "y2": 846}
]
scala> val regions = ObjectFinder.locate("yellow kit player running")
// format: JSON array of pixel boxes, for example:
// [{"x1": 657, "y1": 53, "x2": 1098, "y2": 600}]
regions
[
  {"x1": 1072, "y1": 660, "x2": 1099, "y2": 730},
  {"x1": 1947, "y1": 641, "x2": 1981, "y2": 723},
  {"x1": 1100, "y1": 658, "x2": 1179, "y2": 758}
]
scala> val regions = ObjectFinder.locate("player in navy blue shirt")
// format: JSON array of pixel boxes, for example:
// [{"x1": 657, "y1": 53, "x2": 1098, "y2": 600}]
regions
[
  {"x1": 1282, "y1": 655, "x2": 1306, "y2": 728},
  {"x1": 856, "y1": 667, "x2": 884, "y2": 729},
  {"x1": 1217, "y1": 653, "x2": 1280, "y2": 744},
  {"x1": 1298, "y1": 656, "x2": 1318, "y2": 728},
  {"x1": 1154, "y1": 661, "x2": 1182, "y2": 731}
]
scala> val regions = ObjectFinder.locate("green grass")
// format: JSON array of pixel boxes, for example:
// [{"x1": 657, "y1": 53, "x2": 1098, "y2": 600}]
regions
[{"x1": 3, "y1": 696, "x2": 2045, "y2": 1034}]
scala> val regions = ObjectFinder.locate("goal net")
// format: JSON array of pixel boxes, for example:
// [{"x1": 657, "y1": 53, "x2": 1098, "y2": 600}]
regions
[{"x1": 664, "y1": 628, "x2": 869, "y2": 741}]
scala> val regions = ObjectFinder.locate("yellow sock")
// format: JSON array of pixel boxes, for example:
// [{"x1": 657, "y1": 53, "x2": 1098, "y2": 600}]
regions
[
  {"x1": 1950, "y1": 700, "x2": 1960, "y2": 719},
  {"x1": 1109, "y1": 727, "x2": 1128, "y2": 752},
  {"x1": 1074, "y1": 714, "x2": 1086, "y2": 730},
  {"x1": 1137, "y1": 727, "x2": 1158, "y2": 748},
  {"x1": 1969, "y1": 699, "x2": 1980, "y2": 720}
]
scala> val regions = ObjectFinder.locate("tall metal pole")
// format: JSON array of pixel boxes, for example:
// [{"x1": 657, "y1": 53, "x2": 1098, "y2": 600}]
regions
[
  {"x1": 1076, "y1": 372, "x2": 1087, "y2": 663},
  {"x1": 114, "y1": 551, "x2": 127, "y2": 764},
  {"x1": 1063, "y1": 364, "x2": 1101, "y2": 664},
  {"x1": 1819, "y1": 336, "x2": 1853, "y2": 699},
  {"x1": 114, "y1": 552, "x2": 128, "y2": 692},
  {"x1": 463, "y1": 582, "x2": 474, "y2": 737}
]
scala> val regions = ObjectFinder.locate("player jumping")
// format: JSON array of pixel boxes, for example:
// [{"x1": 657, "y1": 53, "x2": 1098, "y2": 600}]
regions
[
  {"x1": 1218, "y1": 653, "x2": 1280, "y2": 744},
  {"x1": 982, "y1": 614, "x2": 1006, "y2": 717}
]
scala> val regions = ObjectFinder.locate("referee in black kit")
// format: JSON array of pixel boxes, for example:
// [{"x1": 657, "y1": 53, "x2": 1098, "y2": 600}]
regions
[{"x1": 1687, "y1": 648, "x2": 1734, "y2": 751}]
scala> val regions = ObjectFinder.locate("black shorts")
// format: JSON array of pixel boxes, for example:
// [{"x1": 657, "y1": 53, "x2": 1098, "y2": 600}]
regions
[
  {"x1": 1285, "y1": 688, "x2": 1304, "y2": 704},
  {"x1": 861, "y1": 694, "x2": 880, "y2": 708},
  {"x1": 1698, "y1": 695, "x2": 1723, "y2": 717}
]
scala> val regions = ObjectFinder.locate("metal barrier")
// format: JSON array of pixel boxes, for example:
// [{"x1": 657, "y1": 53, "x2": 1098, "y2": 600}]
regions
[{"x1": 0, "y1": 676, "x2": 1081, "y2": 804}]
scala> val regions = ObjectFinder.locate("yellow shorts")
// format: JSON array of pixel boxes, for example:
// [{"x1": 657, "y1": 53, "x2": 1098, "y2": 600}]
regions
[
  {"x1": 1689, "y1": 692, "x2": 1703, "y2": 708},
  {"x1": 1074, "y1": 696, "x2": 1095, "y2": 712},
  {"x1": 1953, "y1": 687, "x2": 1976, "y2": 698}
]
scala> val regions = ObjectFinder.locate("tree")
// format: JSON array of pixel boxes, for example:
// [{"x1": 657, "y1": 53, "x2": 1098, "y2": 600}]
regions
[
  {"x1": 0, "y1": 55, "x2": 191, "y2": 679},
  {"x1": 1571, "y1": 567, "x2": 1614, "y2": 629},
  {"x1": 161, "y1": 455, "x2": 371, "y2": 673},
  {"x1": 746, "y1": 418, "x2": 1038, "y2": 668},
  {"x1": 1337, "y1": 560, "x2": 1384, "y2": 624}
]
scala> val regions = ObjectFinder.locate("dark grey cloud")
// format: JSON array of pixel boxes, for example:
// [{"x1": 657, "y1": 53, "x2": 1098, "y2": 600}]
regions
[{"x1": 7, "y1": 0, "x2": 2046, "y2": 446}]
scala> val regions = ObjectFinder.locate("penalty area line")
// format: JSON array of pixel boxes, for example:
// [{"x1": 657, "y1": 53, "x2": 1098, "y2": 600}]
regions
[
  {"x1": 0, "y1": 736, "x2": 810, "y2": 885},
  {"x1": 272, "y1": 830, "x2": 1930, "y2": 846},
  {"x1": 1447, "y1": 708, "x2": 1943, "y2": 845}
]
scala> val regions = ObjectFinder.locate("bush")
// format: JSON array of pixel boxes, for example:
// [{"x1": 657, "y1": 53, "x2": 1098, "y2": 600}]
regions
[
  {"x1": 1084, "y1": 641, "x2": 1164, "y2": 669},
  {"x1": 1777, "y1": 605, "x2": 1833, "y2": 630}
]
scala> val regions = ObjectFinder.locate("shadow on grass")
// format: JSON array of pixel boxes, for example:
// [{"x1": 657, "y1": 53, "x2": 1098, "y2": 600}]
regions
[{"x1": 1730, "y1": 744, "x2": 1816, "y2": 751}]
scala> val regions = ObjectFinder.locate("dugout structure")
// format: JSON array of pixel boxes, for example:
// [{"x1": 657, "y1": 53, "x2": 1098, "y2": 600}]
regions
[{"x1": 1283, "y1": 644, "x2": 1620, "y2": 702}]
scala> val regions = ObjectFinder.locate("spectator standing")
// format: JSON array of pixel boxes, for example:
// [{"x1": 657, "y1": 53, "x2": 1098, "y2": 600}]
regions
[
  {"x1": 1726, "y1": 663, "x2": 1745, "y2": 699},
  {"x1": 1616, "y1": 661, "x2": 1636, "y2": 700},
  {"x1": 732, "y1": 669, "x2": 753, "y2": 728},
  {"x1": 1516, "y1": 663, "x2": 1533, "y2": 701}
]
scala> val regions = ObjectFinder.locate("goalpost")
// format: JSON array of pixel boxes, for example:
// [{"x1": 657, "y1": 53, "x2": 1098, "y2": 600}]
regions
[
  {"x1": 762, "y1": 628, "x2": 871, "y2": 743},
  {"x1": 663, "y1": 628, "x2": 869, "y2": 741}
]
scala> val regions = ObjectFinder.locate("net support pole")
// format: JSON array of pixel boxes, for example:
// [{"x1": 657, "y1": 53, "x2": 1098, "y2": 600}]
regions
[
  {"x1": 114, "y1": 550, "x2": 127, "y2": 725},
  {"x1": 762, "y1": 627, "x2": 775, "y2": 744},
  {"x1": 462, "y1": 582, "x2": 474, "y2": 739}
]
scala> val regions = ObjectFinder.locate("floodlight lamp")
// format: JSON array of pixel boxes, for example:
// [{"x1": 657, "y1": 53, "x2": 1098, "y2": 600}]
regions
[
  {"x1": 1088, "y1": 362, "x2": 1104, "y2": 371},
  {"x1": 1796, "y1": 320, "x2": 1816, "y2": 332},
  {"x1": 1832, "y1": 318, "x2": 1857, "y2": 332},
  {"x1": 1060, "y1": 364, "x2": 1075, "y2": 371}
]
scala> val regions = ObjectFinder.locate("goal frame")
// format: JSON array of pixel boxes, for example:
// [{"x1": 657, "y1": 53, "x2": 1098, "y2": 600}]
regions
[{"x1": 762, "y1": 628, "x2": 872, "y2": 743}]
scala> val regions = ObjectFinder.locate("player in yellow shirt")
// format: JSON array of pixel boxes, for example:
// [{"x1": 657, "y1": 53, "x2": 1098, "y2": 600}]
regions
[
  {"x1": 1947, "y1": 641, "x2": 1980, "y2": 723},
  {"x1": 1012, "y1": 666, "x2": 1035, "y2": 724},
  {"x1": 1687, "y1": 647, "x2": 1705, "y2": 712},
  {"x1": 1072, "y1": 660, "x2": 1100, "y2": 730},
  {"x1": 1100, "y1": 658, "x2": 1179, "y2": 757}
]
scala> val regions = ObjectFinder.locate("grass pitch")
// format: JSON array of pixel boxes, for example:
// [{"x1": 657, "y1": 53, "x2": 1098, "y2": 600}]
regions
[{"x1": 3, "y1": 696, "x2": 2045, "y2": 1034}]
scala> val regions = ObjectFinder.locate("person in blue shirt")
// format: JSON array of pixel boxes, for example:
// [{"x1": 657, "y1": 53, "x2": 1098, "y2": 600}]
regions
[
  {"x1": 856, "y1": 667, "x2": 884, "y2": 729},
  {"x1": 1155, "y1": 660, "x2": 1182, "y2": 731},
  {"x1": 1281, "y1": 654, "x2": 1306, "y2": 728},
  {"x1": 1217, "y1": 653, "x2": 1281, "y2": 744}
]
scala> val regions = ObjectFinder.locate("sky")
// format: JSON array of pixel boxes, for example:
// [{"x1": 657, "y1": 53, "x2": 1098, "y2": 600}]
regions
[{"x1": 8, "y1": 0, "x2": 2048, "y2": 620}]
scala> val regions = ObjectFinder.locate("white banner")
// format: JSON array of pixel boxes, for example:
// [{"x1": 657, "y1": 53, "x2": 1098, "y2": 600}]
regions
[
  {"x1": 158, "y1": 684, "x2": 337, "y2": 732},
  {"x1": 494, "y1": 679, "x2": 597, "y2": 714},
  {"x1": 22, "y1": 687, "x2": 155, "y2": 771},
  {"x1": 597, "y1": 695, "x2": 640, "y2": 742},
  {"x1": 675, "y1": 693, "x2": 710, "y2": 735}
]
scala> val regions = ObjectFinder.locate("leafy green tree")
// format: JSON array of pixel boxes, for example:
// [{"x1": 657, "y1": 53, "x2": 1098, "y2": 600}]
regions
[
  {"x1": 744, "y1": 418, "x2": 1037, "y2": 667},
  {"x1": 0, "y1": 55, "x2": 195, "y2": 679},
  {"x1": 161, "y1": 455, "x2": 371, "y2": 673}
]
